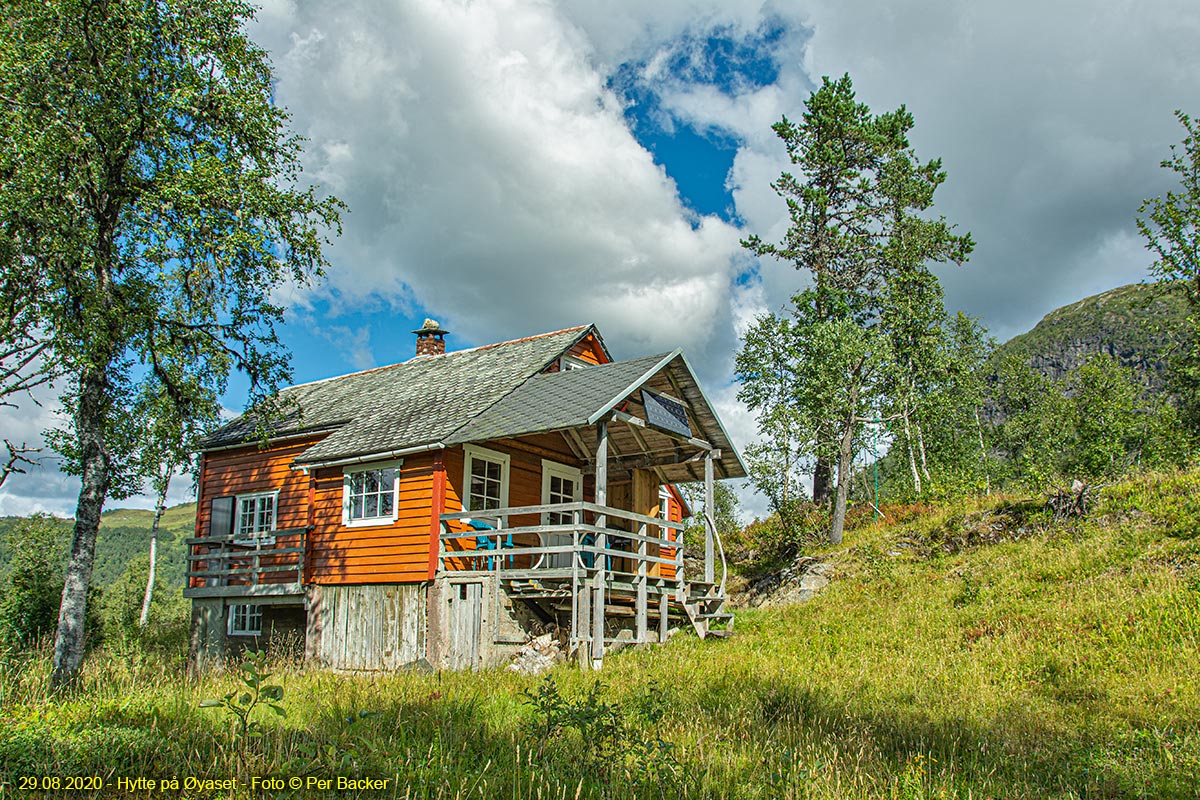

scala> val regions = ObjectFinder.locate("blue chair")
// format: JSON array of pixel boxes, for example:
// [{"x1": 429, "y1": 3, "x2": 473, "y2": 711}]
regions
[{"x1": 467, "y1": 518, "x2": 513, "y2": 569}]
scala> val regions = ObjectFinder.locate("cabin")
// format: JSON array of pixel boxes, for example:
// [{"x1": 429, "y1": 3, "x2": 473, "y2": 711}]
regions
[{"x1": 186, "y1": 322, "x2": 746, "y2": 672}]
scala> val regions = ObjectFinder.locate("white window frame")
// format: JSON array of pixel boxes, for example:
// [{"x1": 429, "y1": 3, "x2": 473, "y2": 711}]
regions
[
  {"x1": 234, "y1": 491, "x2": 278, "y2": 544},
  {"x1": 462, "y1": 444, "x2": 510, "y2": 515},
  {"x1": 228, "y1": 603, "x2": 262, "y2": 636},
  {"x1": 541, "y1": 459, "x2": 583, "y2": 524},
  {"x1": 341, "y1": 459, "x2": 403, "y2": 528},
  {"x1": 659, "y1": 486, "x2": 672, "y2": 519},
  {"x1": 560, "y1": 355, "x2": 591, "y2": 370}
]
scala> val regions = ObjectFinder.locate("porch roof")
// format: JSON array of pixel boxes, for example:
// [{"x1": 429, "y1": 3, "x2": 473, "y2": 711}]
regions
[{"x1": 448, "y1": 351, "x2": 747, "y2": 482}]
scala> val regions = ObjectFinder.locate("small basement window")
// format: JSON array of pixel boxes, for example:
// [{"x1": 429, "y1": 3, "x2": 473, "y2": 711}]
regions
[
  {"x1": 228, "y1": 604, "x2": 262, "y2": 636},
  {"x1": 342, "y1": 461, "x2": 401, "y2": 527}
]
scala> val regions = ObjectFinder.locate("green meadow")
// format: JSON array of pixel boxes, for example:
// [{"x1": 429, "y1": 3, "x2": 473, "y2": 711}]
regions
[{"x1": 2, "y1": 468, "x2": 1198, "y2": 799}]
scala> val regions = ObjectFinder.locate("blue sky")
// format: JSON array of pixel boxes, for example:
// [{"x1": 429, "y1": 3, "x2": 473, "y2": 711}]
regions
[{"x1": 3, "y1": 0, "x2": 1200, "y2": 518}]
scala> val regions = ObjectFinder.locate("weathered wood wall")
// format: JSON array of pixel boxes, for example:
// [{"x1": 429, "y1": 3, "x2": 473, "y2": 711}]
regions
[{"x1": 306, "y1": 583, "x2": 426, "y2": 671}]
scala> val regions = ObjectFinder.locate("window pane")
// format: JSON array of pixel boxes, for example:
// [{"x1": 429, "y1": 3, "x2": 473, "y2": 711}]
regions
[
  {"x1": 350, "y1": 496, "x2": 363, "y2": 519},
  {"x1": 486, "y1": 461, "x2": 501, "y2": 481},
  {"x1": 380, "y1": 490, "x2": 393, "y2": 516},
  {"x1": 365, "y1": 495, "x2": 378, "y2": 518},
  {"x1": 364, "y1": 471, "x2": 380, "y2": 493}
]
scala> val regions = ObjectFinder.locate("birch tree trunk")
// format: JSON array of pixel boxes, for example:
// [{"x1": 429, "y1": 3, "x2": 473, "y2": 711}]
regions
[
  {"x1": 51, "y1": 369, "x2": 111, "y2": 688},
  {"x1": 902, "y1": 406, "x2": 922, "y2": 495},
  {"x1": 139, "y1": 472, "x2": 171, "y2": 627},
  {"x1": 975, "y1": 408, "x2": 992, "y2": 495},
  {"x1": 915, "y1": 418, "x2": 931, "y2": 482},
  {"x1": 830, "y1": 407, "x2": 857, "y2": 546}
]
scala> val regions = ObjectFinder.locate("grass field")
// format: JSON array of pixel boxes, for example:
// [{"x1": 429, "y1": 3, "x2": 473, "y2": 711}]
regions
[{"x1": 1, "y1": 470, "x2": 1198, "y2": 798}]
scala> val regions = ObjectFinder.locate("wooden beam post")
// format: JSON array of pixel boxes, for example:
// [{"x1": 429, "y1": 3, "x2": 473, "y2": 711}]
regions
[
  {"x1": 636, "y1": 519, "x2": 647, "y2": 644},
  {"x1": 658, "y1": 592, "x2": 669, "y2": 643},
  {"x1": 704, "y1": 450, "x2": 715, "y2": 584},
  {"x1": 591, "y1": 420, "x2": 608, "y2": 669}
]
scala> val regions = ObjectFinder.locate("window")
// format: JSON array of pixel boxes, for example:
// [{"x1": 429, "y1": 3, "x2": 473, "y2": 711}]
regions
[
  {"x1": 463, "y1": 445, "x2": 510, "y2": 513},
  {"x1": 659, "y1": 486, "x2": 672, "y2": 519},
  {"x1": 560, "y1": 355, "x2": 591, "y2": 370},
  {"x1": 541, "y1": 460, "x2": 582, "y2": 569},
  {"x1": 342, "y1": 461, "x2": 401, "y2": 526},
  {"x1": 541, "y1": 460, "x2": 582, "y2": 524},
  {"x1": 236, "y1": 492, "x2": 276, "y2": 540},
  {"x1": 228, "y1": 604, "x2": 262, "y2": 636}
]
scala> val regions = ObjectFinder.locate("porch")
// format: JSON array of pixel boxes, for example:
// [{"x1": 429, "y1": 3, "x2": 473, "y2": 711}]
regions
[
  {"x1": 183, "y1": 527, "x2": 307, "y2": 599},
  {"x1": 437, "y1": 494, "x2": 730, "y2": 669}
]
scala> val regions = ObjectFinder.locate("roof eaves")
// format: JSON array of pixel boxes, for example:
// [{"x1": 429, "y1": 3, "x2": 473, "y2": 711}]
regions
[
  {"x1": 585, "y1": 350, "x2": 681, "y2": 426},
  {"x1": 673, "y1": 350, "x2": 749, "y2": 475}
]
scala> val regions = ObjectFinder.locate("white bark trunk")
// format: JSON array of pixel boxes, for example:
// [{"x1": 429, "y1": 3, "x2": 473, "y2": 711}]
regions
[{"x1": 139, "y1": 473, "x2": 171, "y2": 627}]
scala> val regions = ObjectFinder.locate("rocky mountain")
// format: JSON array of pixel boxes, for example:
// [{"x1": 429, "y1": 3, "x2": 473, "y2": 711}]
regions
[{"x1": 990, "y1": 281, "x2": 1188, "y2": 389}]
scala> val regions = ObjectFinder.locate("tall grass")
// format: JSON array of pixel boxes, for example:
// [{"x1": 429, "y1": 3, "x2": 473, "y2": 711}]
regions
[{"x1": 2, "y1": 470, "x2": 1198, "y2": 798}]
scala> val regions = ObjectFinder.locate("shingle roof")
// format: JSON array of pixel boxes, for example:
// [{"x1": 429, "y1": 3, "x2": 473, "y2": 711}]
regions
[
  {"x1": 446, "y1": 353, "x2": 672, "y2": 444},
  {"x1": 202, "y1": 326, "x2": 594, "y2": 462}
]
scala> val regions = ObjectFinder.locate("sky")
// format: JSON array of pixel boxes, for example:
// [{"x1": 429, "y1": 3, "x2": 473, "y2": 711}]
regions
[{"x1": 2, "y1": 0, "x2": 1199, "y2": 519}]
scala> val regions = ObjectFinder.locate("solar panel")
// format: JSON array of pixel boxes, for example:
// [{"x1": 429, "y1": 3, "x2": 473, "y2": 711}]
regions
[{"x1": 641, "y1": 390, "x2": 692, "y2": 439}]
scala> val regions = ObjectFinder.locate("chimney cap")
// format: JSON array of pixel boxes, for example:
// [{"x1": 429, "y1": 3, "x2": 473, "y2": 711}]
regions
[{"x1": 413, "y1": 318, "x2": 449, "y2": 337}]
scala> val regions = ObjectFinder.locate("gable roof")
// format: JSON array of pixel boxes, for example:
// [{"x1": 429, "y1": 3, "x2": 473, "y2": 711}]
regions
[
  {"x1": 202, "y1": 323, "x2": 746, "y2": 482},
  {"x1": 446, "y1": 353, "x2": 670, "y2": 445},
  {"x1": 448, "y1": 350, "x2": 747, "y2": 482},
  {"x1": 202, "y1": 325, "x2": 596, "y2": 459}
]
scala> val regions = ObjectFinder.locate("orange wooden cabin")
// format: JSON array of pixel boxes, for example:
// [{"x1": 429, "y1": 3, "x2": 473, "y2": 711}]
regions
[{"x1": 187, "y1": 322, "x2": 745, "y2": 672}]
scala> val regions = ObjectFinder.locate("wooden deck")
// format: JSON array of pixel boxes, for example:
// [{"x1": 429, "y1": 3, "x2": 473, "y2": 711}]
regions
[
  {"x1": 438, "y1": 500, "x2": 730, "y2": 663},
  {"x1": 183, "y1": 527, "x2": 306, "y2": 599}
]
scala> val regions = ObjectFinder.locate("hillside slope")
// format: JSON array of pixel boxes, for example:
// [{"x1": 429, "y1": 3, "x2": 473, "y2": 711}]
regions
[
  {"x1": 3, "y1": 472, "x2": 1198, "y2": 798},
  {"x1": 0, "y1": 503, "x2": 196, "y2": 589},
  {"x1": 992, "y1": 281, "x2": 1187, "y2": 388}
]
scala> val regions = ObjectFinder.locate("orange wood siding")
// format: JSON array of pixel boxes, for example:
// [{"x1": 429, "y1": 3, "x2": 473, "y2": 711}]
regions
[
  {"x1": 660, "y1": 487, "x2": 684, "y2": 581},
  {"x1": 308, "y1": 451, "x2": 440, "y2": 585},
  {"x1": 192, "y1": 437, "x2": 326, "y2": 589},
  {"x1": 565, "y1": 332, "x2": 608, "y2": 365},
  {"x1": 196, "y1": 438, "x2": 324, "y2": 535}
]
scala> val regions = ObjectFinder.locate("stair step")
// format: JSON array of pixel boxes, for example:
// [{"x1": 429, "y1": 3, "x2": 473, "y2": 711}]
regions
[
  {"x1": 706, "y1": 629, "x2": 736, "y2": 639},
  {"x1": 697, "y1": 612, "x2": 733, "y2": 620}
]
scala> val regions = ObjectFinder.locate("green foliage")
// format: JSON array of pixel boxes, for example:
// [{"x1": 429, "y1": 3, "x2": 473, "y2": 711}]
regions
[
  {"x1": 737, "y1": 73, "x2": 973, "y2": 542},
  {"x1": 0, "y1": 0, "x2": 343, "y2": 684},
  {"x1": 199, "y1": 651, "x2": 286, "y2": 746},
  {"x1": 1139, "y1": 110, "x2": 1200, "y2": 428},
  {"x1": 100, "y1": 555, "x2": 188, "y2": 640},
  {"x1": 992, "y1": 354, "x2": 1073, "y2": 488},
  {"x1": 0, "y1": 515, "x2": 64, "y2": 647},
  {"x1": 1068, "y1": 355, "x2": 1140, "y2": 479},
  {"x1": 522, "y1": 677, "x2": 679, "y2": 791}
]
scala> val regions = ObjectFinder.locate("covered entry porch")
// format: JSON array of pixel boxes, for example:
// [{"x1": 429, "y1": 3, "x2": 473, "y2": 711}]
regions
[{"x1": 434, "y1": 349, "x2": 745, "y2": 669}]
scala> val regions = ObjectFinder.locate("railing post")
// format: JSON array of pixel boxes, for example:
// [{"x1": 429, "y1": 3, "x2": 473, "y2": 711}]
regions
[
  {"x1": 704, "y1": 451, "x2": 715, "y2": 585},
  {"x1": 591, "y1": 420, "x2": 608, "y2": 669},
  {"x1": 636, "y1": 520, "x2": 647, "y2": 643}
]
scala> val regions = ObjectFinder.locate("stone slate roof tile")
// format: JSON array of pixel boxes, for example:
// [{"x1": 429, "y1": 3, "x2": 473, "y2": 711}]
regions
[
  {"x1": 202, "y1": 326, "x2": 593, "y2": 463},
  {"x1": 446, "y1": 353, "x2": 671, "y2": 444}
]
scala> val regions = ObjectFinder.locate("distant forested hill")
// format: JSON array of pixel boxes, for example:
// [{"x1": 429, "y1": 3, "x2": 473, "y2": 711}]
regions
[
  {"x1": 990, "y1": 282, "x2": 1188, "y2": 389},
  {"x1": 0, "y1": 503, "x2": 196, "y2": 589}
]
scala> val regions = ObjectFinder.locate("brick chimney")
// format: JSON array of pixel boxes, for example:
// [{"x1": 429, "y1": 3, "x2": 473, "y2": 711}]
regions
[{"x1": 413, "y1": 318, "x2": 449, "y2": 356}]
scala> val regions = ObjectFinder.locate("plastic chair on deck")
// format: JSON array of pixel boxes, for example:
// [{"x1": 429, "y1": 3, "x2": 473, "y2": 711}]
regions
[{"x1": 466, "y1": 518, "x2": 513, "y2": 569}]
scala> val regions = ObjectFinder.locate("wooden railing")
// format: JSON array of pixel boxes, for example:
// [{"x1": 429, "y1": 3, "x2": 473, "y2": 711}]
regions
[
  {"x1": 439, "y1": 501, "x2": 687, "y2": 650},
  {"x1": 438, "y1": 501, "x2": 683, "y2": 581},
  {"x1": 183, "y1": 527, "x2": 307, "y2": 598}
]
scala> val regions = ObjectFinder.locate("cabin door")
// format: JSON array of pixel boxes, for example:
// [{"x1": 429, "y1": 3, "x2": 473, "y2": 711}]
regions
[
  {"x1": 447, "y1": 582, "x2": 482, "y2": 670},
  {"x1": 541, "y1": 460, "x2": 583, "y2": 569}
]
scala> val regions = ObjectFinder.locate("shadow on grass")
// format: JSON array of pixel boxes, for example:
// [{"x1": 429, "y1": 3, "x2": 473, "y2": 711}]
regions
[{"x1": 691, "y1": 672, "x2": 1199, "y2": 799}]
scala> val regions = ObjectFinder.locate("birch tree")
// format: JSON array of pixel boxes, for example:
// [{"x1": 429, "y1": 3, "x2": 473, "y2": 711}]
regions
[{"x1": 0, "y1": 0, "x2": 343, "y2": 687}]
